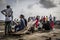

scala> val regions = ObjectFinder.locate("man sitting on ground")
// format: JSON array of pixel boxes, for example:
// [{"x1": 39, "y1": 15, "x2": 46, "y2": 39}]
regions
[{"x1": 15, "y1": 14, "x2": 27, "y2": 32}]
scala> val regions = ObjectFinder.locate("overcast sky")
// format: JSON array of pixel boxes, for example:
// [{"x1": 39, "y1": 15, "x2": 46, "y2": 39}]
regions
[{"x1": 0, "y1": 0, "x2": 60, "y2": 20}]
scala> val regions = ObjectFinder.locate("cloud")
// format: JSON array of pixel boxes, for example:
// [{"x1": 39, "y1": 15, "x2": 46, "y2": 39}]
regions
[
  {"x1": 0, "y1": 0, "x2": 60, "y2": 20},
  {"x1": 39, "y1": 0, "x2": 56, "y2": 8}
]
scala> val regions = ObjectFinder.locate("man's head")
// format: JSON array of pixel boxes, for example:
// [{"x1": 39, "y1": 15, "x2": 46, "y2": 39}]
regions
[
  {"x1": 20, "y1": 14, "x2": 24, "y2": 18},
  {"x1": 6, "y1": 5, "x2": 10, "y2": 9},
  {"x1": 50, "y1": 14, "x2": 52, "y2": 16}
]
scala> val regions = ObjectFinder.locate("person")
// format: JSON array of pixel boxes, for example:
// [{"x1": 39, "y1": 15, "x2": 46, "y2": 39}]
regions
[
  {"x1": 32, "y1": 16, "x2": 36, "y2": 21},
  {"x1": 53, "y1": 16, "x2": 56, "y2": 24},
  {"x1": 46, "y1": 16, "x2": 48, "y2": 22},
  {"x1": 35, "y1": 16, "x2": 40, "y2": 28},
  {"x1": 1, "y1": 5, "x2": 13, "y2": 35},
  {"x1": 50, "y1": 20, "x2": 54, "y2": 30},
  {"x1": 23, "y1": 15, "x2": 27, "y2": 27},
  {"x1": 29, "y1": 17, "x2": 36, "y2": 33},
  {"x1": 43, "y1": 16, "x2": 46, "y2": 22},
  {"x1": 41, "y1": 16, "x2": 44, "y2": 23},
  {"x1": 24, "y1": 17, "x2": 35, "y2": 33},
  {"x1": 28, "y1": 17, "x2": 31, "y2": 22},
  {"x1": 38, "y1": 20, "x2": 43, "y2": 31},
  {"x1": 49, "y1": 14, "x2": 52, "y2": 22},
  {"x1": 42, "y1": 21, "x2": 51, "y2": 30},
  {"x1": 15, "y1": 14, "x2": 26, "y2": 32},
  {"x1": 41, "y1": 16, "x2": 43, "y2": 20}
]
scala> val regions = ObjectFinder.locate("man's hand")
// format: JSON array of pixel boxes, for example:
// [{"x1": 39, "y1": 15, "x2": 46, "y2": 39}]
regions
[
  {"x1": 1, "y1": 10, "x2": 6, "y2": 16},
  {"x1": 8, "y1": 15, "x2": 11, "y2": 17}
]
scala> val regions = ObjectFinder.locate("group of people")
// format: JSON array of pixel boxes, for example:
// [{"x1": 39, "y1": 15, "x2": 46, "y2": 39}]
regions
[
  {"x1": 14, "y1": 14, "x2": 56, "y2": 33},
  {"x1": 1, "y1": 5, "x2": 56, "y2": 35},
  {"x1": 27, "y1": 15, "x2": 55, "y2": 32}
]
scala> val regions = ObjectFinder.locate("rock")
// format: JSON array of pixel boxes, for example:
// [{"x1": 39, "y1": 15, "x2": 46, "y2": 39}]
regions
[
  {"x1": 46, "y1": 37, "x2": 51, "y2": 40},
  {"x1": 56, "y1": 38, "x2": 60, "y2": 40},
  {"x1": 19, "y1": 38, "x2": 24, "y2": 40},
  {"x1": 53, "y1": 34, "x2": 56, "y2": 37}
]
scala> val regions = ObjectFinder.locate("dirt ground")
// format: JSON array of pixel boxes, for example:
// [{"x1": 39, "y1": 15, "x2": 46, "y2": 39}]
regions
[{"x1": 0, "y1": 25, "x2": 60, "y2": 40}]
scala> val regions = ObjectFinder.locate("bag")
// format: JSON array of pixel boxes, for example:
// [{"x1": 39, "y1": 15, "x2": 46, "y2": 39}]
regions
[{"x1": 24, "y1": 18, "x2": 27, "y2": 26}]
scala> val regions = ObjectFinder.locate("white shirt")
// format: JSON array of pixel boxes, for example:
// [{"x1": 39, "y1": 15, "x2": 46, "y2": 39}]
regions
[{"x1": 1, "y1": 8, "x2": 13, "y2": 21}]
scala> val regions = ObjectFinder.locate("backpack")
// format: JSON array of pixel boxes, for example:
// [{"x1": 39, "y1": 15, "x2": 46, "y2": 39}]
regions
[{"x1": 24, "y1": 18, "x2": 27, "y2": 26}]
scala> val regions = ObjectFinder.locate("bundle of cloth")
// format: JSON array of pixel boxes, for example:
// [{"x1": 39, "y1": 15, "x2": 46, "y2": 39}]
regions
[{"x1": 24, "y1": 20, "x2": 36, "y2": 33}]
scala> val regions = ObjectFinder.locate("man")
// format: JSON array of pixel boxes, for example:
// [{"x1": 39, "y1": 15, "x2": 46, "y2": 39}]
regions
[
  {"x1": 15, "y1": 14, "x2": 27, "y2": 32},
  {"x1": 46, "y1": 16, "x2": 48, "y2": 22},
  {"x1": 1, "y1": 5, "x2": 13, "y2": 35},
  {"x1": 49, "y1": 14, "x2": 52, "y2": 22},
  {"x1": 53, "y1": 16, "x2": 56, "y2": 24}
]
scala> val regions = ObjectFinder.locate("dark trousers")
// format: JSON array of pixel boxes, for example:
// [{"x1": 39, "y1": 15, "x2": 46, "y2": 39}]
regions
[
  {"x1": 5, "y1": 21, "x2": 11, "y2": 35},
  {"x1": 15, "y1": 25, "x2": 24, "y2": 32},
  {"x1": 29, "y1": 27, "x2": 34, "y2": 33}
]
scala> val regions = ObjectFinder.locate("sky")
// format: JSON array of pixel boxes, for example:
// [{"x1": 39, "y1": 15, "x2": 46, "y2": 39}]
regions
[{"x1": 0, "y1": 0, "x2": 60, "y2": 20}]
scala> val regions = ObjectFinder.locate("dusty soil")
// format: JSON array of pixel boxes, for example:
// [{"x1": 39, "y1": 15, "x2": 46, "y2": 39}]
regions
[{"x1": 0, "y1": 25, "x2": 60, "y2": 40}]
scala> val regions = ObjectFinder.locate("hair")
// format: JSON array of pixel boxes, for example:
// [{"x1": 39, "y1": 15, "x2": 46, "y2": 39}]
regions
[
  {"x1": 6, "y1": 5, "x2": 10, "y2": 8},
  {"x1": 36, "y1": 16, "x2": 39, "y2": 20},
  {"x1": 20, "y1": 14, "x2": 24, "y2": 18}
]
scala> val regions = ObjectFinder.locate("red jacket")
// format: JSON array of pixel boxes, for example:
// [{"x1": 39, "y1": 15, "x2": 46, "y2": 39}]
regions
[
  {"x1": 50, "y1": 21, "x2": 54, "y2": 29},
  {"x1": 35, "y1": 19, "x2": 39, "y2": 28},
  {"x1": 43, "y1": 16, "x2": 45, "y2": 21}
]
